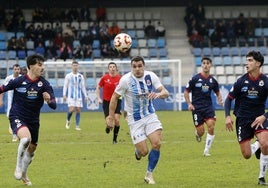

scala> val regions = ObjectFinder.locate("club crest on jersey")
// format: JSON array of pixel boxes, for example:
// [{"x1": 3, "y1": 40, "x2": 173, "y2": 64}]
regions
[
  {"x1": 38, "y1": 81, "x2": 43, "y2": 87},
  {"x1": 259, "y1": 80, "x2": 264, "y2": 86}
]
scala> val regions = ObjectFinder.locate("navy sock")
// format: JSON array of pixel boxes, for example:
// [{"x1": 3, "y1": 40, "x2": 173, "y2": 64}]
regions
[{"x1": 147, "y1": 149, "x2": 160, "y2": 172}]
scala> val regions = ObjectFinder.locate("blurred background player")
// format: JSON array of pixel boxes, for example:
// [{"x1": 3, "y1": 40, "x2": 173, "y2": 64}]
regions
[
  {"x1": 96, "y1": 62, "x2": 121, "y2": 144},
  {"x1": 63, "y1": 61, "x2": 88, "y2": 131},
  {"x1": 184, "y1": 57, "x2": 223, "y2": 156},
  {"x1": 0, "y1": 63, "x2": 21, "y2": 142}
]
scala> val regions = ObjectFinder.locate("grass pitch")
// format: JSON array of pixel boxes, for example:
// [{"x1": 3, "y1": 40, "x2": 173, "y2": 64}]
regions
[{"x1": 0, "y1": 111, "x2": 263, "y2": 187}]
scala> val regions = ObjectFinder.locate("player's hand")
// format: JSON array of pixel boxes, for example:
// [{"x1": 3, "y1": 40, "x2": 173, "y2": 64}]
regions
[
  {"x1": 251, "y1": 115, "x2": 266, "y2": 130},
  {"x1": 63, "y1": 96, "x2": 67, "y2": 102},
  {"x1": 187, "y1": 103, "x2": 195, "y2": 111},
  {"x1": 225, "y1": 116, "x2": 233, "y2": 131},
  {"x1": 106, "y1": 116, "x2": 115, "y2": 129},
  {"x1": 148, "y1": 92, "x2": 160, "y2": 99},
  {"x1": 42, "y1": 92, "x2": 51, "y2": 103}
]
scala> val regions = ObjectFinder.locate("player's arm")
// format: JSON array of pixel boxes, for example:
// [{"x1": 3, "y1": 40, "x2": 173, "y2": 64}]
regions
[
  {"x1": 216, "y1": 91, "x2": 223, "y2": 106},
  {"x1": 0, "y1": 93, "x2": 3, "y2": 107},
  {"x1": 106, "y1": 92, "x2": 121, "y2": 129},
  {"x1": 224, "y1": 95, "x2": 233, "y2": 131},
  {"x1": 43, "y1": 84, "x2": 57, "y2": 110},
  {"x1": 62, "y1": 76, "x2": 68, "y2": 101},
  {"x1": 149, "y1": 85, "x2": 169, "y2": 99},
  {"x1": 95, "y1": 85, "x2": 103, "y2": 103},
  {"x1": 184, "y1": 89, "x2": 194, "y2": 111}
]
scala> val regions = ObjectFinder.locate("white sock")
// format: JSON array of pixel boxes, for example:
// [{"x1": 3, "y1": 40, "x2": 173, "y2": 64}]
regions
[
  {"x1": 204, "y1": 133, "x2": 215, "y2": 152},
  {"x1": 259, "y1": 153, "x2": 268, "y2": 178},
  {"x1": 251, "y1": 140, "x2": 260, "y2": 155},
  {"x1": 16, "y1": 138, "x2": 30, "y2": 171},
  {"x1": 22, "y1": 151, "x2": 34, "y2": 173}
]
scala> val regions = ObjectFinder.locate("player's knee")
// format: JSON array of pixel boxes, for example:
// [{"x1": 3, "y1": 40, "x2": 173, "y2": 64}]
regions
[
  {"x1": 242, "y1": 151, "x2": 251, "y2": 159},
  {"x1": 140, "y1": 149, "x2": 149, "y2": 157},
  {"x1": 20, "y1": 137, "x2": 31, "y2": 148}
]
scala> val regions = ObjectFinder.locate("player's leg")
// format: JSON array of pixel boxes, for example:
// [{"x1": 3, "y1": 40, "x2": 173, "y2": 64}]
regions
[
  {"x1": 192, "y1": 110, "x2": 205, "y2": 142},
  {"x1": 14, "y1": 126, "x2": 31, "y2": 180},
  {"x1": 256, "y1": 131, "x2": 268, "y2": 185},
  {"x1": 203, "y1": 118, "x2": 216, "y2": 157},
  {"x1": 21, "y1": 143, "x2": 36, "y2": 186},
  {"x1": 113, "y1": 100, "x2": 122, "y2": 143},
  {"x1": 75, "y1": 107, "x2": 81, "y2": 130},
  {"x1": 66, "y1": 106, "x2": 74, "y2": 129}
]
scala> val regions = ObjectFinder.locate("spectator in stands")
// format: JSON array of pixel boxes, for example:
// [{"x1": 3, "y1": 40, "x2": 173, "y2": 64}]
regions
[
  {"x1": 96, "y1": 4, "x2": 107, "y2": 23},
  {"x1": 59, "y1": 42, "x2": 72, "y2": 60},
  {"x1": 53, "y1": 22, "x2": 63, "y2": 34},
  {"x1": 43, "y1": 24, "x2": 55, "y2": 40},
  {"x1": 155, "y1": 21, "x2": 166, "y2": 37},
  {"x1": 35, "y1": 42, "x2": 45, "y2": 56},
  {"x1": 80, "y1": 6, "x2": 91, "y2": 22},
  {"x1": 215, "y1": 20, "x2": 226, "y2": 38},
  {"x1": 45, "y1": 40, "x2": 58, "y2": 59},
  {"x1": 72, "y1": 44, "x2": 83, "y2": 59},
  {"x1": 108, "y1": 22, "x2": 121, "y2": 39},
  {"x1": 245, "y1": 18, "x2": 256, "y2": 39},
  {"x1": 234, "y1": 17, "x2": 246, "y2": 38},
  {"x1": 63, "y1": 32, "x2": 74, "y2": 49},
  {"x1": 4, "y1": 11, "x2": 14, "y2": 32},
  {"x1": 99, "y1": 22, "x2": 109, "y2": 37},
  {"x1": 186, "y1": 18, "x2": 197, "y2": 37},
  {"x1": 66, "y1": 8, "x2": 79, "y2": 22},
  {"x1": 89, "y1": 21, "x2": 100, "y2": 40},
  {"x1": 197, "y1": 22, "x2": 209, "y2": 38},
  {"x1": 189, "y1": 30, "x2": 202, "y2": 47},
  {"x1": 53, "y1": 32, "x2": 64, "y2": 49},
  {"x1": 144, "y1": 20, "x2": 156, "y2": 38},
  {"x1": 101, "y1": 43, "x2": 113, "y2": 58},
  {"x1": 25, "y1": 24, "x2": 36, "y2": 41},
  {"x1": 226, "y1": 20, "x2": 236, "y2": 40},
  {"x1": 7, "y1": 36, "x2": 18, "y2": 51},
  {"x1": 34, "y1": 24, "x2": 44, "y2": 39},
  {"x1": 34, "y1": 34, "x2": 45, "y2": 49},
  {"x1": 99, "y1": 31, "x2": 110, "y2": 46},
  {"x1": 0, "y1": 6, "x2": 6, "y2": 28},
  {"x1": 83, "y1": 44, "x2": 93, "y2": 59},
  {"x1": 17, "y1": 36, "x2": 26, "y2": 51},
  {"x1": 32, "y1": 6, "x2": 43, "y2": 22},
  {"x1": 80, "y1": 31, "x2": 93, "y2": 47},
  {"x1": 210, "y1": 30, "x2": 221, "y2": 47}
]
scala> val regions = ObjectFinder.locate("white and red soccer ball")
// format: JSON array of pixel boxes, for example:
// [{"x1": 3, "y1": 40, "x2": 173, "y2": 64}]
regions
[{"x1": 113, "y1": 33, "x2": 132, "y2": 52}]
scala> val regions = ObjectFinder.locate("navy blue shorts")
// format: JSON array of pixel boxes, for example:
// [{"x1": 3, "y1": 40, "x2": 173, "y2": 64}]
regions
[
  {"x1": 103, "y1": 99, "x2": 122, "y2": 118},
  {"x1": 9, "y1": 116, "x2": 40, "y2": 144},
  {"x1": 235, "y1": 117, "x2": 268, "y2": 143},
  {"x1": 191, "y1": 107, "x2": 216, "y2": 127}
]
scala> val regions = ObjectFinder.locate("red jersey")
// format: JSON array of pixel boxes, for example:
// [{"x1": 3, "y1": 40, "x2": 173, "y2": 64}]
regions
[{"x1": 98, "y1": 74, "x2": 121, "y2": 101}]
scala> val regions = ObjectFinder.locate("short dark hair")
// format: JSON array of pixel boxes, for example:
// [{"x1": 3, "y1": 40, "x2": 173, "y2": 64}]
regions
[
  {"x1": 201, "y1": 57, "x2": 212, "y2": 63},
  {"x1": 13, "y1": 63, "x2": 20, "y2": 68},
  {"x1": 108, "y1": 62, "x2": 117, "y2": 68},
  {"x1": 246, "y1": 50, "x2": 264, "y2": 66},
  {"x1": 72, "y1": 61, "x2": 78, "y2": 65},
  {"x1": 27, "y1": 54, "x2": 45, "y2": 69},
  {"x1": 131, "y1": 56, "x2": 145, "y2": 65}
]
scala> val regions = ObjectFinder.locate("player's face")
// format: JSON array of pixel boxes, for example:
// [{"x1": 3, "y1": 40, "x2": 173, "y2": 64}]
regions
[
  {"x1": 72, "y1": 63, "x2": 78, "y2": 73},
  {"x1": 13, "y1": 67, "x2": 21, "y2": 77},
  {"x1": 245, "y1": 56, "x2": 260, "y2": 73},
  {"x1": 131, "y1": 60, "x2": 145, "y2": 78},
  {"x1": 201, "y1": 60, "x2": 211, "y2": 73},
  {"x1": 31, "y1": 61, "x2": 44, "y2": 77},
  {"x1": 108, "y1": 64, "x2": 117, "y2": 75}
]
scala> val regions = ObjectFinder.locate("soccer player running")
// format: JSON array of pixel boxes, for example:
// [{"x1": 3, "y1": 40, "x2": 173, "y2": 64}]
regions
[
  {"x1": 96, "y1": 62, "x2": 122, "y2": 144},
  {"x1": 0, "y1": 63, "x2": 21, "y2": 142},
  {"x1": 0, "y1": 54, "x2": 57, "y2": 186},
  {"x1": 63, "y1": 61, "x2": 88, "y2": 131},
  {"x1": 225, "y1": 50, "x2": 268, "y2": 185},
  {"x1": 106, "y1": 56, "x2": 169, "y2": 184},
  {"x1": 184, "y1": 57, "x2": 223, "y2": 157}
]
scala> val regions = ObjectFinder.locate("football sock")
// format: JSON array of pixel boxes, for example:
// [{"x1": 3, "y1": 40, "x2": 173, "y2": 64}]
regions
[
  {"x1": 251, "y1": 140, "x2": 260, "y2": 155},
  {"x1": 75, "y1": 112, "x2": 80, "y2": 126},
  {"x1": 204, "y1": 133, "x2": 215, "y2": 151},
  {"x1": 259, "y1": 153, "x2": 268, "y2": 178},
  {"x1": 16, "y1": 138, "x2": 30, "y2": 170},
  {"x1": 147, "y1": 149, "x2": 160, "y2": 172},
  {"x1": 22, "y1": 151, "x2": 34, "y2": 173},
  {"x1": 113, "y1": 126, "x2": 120, "y2": 141},
  {"x1": 67, "y1": 112, "x2": 73, "y2": 121}
]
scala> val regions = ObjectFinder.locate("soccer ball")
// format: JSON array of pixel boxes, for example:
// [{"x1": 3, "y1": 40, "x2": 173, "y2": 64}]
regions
[{"x1": 113, "y1": 33, "x2": 132, "y2": 53}]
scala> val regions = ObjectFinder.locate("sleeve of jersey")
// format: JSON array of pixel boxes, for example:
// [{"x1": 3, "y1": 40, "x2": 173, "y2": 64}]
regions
[
  {"x1": 150, "y1": 72, "x2": 162, "y2": 89},
  {"x1": 81, "y1": 76, "x2": 88, "y2": 98},
  {"x1": 62, "y1": 75, "x2": 69, "y2": 96},
  {"x1": 114, "y1": 76, "x2": 126, "y2": 96}
]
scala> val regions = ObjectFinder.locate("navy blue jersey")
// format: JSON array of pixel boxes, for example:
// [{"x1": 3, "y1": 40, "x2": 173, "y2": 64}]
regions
[
  {"x1": 227, "y1": 73, "x2": 268, "y2": 118},
  {"x1": 0, "y1": 74, "x2": 56, "y2": 123},
  {"x1": 185, "y1": 73, "x2": 220, "y2": 110}
]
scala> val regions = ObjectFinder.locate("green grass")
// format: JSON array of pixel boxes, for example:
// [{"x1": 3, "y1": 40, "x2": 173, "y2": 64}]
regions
[{"x1": 0, "y1": 111, "x2": 262, "y2": 188}]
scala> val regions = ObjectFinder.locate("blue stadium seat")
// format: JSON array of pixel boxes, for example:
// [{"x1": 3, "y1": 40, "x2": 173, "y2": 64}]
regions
[
  {"x1": 213, "y1": 56, "x2": 222, "y2": 66},
  {"x1": 223, "y1": 56, "x2": 232, "y2": 65},
  {"x1": 131, "y1": 39, "x2": 138, "y2": 48},
  {"x1": 72, "y1": 40, "x2": 81, "y2": 48},
  {"x1": 220, "y1": 47, "x2": 230, "y2": 56},
  {"x1": 212, "y1": 47, "x2": 220, "y2": 56},
  {"x1": 202, "y1": 47, "x2": 211, "y2": 57},
  {"x1": 259, "y1": 46, "x2": 267, "y2": 55},
  {"x1": 158, "y1": 48, "x2": 167, "y2": 58},
  {"x1": 127, "y1": 30, "x2": 136, "y2": 38},
  {"x1": 17, "y1": 50, "x2": 26, "y2": 59},
  {"x1": 92, "y1": 49, "x2": 101, "y2": 59},
  {"x1": 0, "y1": 41, "x2": 6, "y2": 50},
  {"x1": 230, "y1": 47, "x2": 239, "y2": 56},
  {"x1": 254, "y1": 28, "x2": 263, "y2": 37},
  {"x1": 7, "y1": 50, "x2": 17, "y2": 59},
  {"x1": 240, "y1": 47, "x2": 249, "y2": 56},
  {"x1": 192, "y1": 48, "x2": 202, "y2": 57},
  {"x1": 0, "y1": 51, "x2": 6, "y2": 59},
  {"x1": 0, "y1": 32, "x2": 6, "y2": 41},
  {"x1": 27, "y1": 50, "x2": 35, "y2": 56},
  {"x1": 92, "y1": 40, "x2": 100, "y2": 49},
  {"x1": 232, "y1": 56, "x2": 241, "y2": 65},
  {"x1": 149, "y1": 48, "x2": 158, "y2": 58},
  {"x1": 147, "y1": 39, "x2": 156, "y2": 48},
  {"x1": 156, "y1": 38, "x2": 166, "y2": 48},
  {"x1": 194, "y1": 57, "x2": 202, "y2": 66}
]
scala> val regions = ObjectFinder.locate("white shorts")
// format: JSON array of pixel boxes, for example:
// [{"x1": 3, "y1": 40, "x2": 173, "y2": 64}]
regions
[
  {"x1": 128, "y1": 113, "x2": 163, "y2": 145},
  {"x1": 67, "y1": 98, "x2": 83, "y2": 107}
]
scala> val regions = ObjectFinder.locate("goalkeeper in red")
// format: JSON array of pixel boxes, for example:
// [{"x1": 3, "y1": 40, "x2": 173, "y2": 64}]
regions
[{"x1": 0, "y1": 54, "x2": 57, "y2": 186}]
